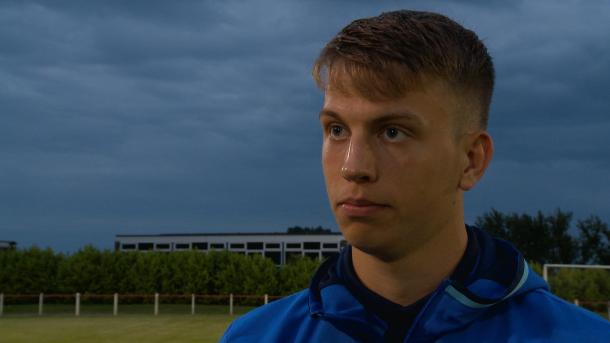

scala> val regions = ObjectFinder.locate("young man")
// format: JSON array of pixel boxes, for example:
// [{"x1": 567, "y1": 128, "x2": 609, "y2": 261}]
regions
[{"x1": 221, "y1": 10, "x2": 610, "y2": 342}]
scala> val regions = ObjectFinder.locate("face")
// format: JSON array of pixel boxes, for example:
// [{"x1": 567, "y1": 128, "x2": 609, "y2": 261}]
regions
[{"x1": 320, "y1": 80, "x2": 468, "y2": 259}]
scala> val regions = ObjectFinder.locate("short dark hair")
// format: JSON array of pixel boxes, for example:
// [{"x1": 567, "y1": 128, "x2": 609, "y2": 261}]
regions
[{"x1": 313, "y1": 10, "x2": 495, "y2": 130}]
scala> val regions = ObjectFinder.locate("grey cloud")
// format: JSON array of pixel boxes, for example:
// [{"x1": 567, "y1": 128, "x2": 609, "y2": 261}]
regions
[{"x1": 1, "y1": 0, "x2": 609, "y2": 251}]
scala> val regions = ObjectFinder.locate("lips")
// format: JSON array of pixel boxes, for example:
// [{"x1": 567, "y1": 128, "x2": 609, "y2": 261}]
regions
[
  {"x1": 338, "y1": 196, "x2": 385, "y2": 206},
  {"x1": 337, "y1": 197, "x2": 388, "y2": 217}
]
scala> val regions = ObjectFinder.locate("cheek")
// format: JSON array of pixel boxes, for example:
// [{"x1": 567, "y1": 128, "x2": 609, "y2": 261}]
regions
[
  {"x1": 322, "y1": 142, "x2": 344, "y2": 173},
  {"x1": 384, "y1": 146, "x2": 446, "y2": 197},
  {"x1": 321, "y1": 143, "x2": 331, "y2": 176},
  {"x1": 415, "y1": 146, "x2": 461, "y2": 195},
  {"x1": 321, "y1": 143, "x2": 341, "y2": 192}
]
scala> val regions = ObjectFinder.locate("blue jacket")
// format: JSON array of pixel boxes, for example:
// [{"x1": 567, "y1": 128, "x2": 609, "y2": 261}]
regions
[{"x1": 221, "y1": 228, "x2": 610, "y2": 342}]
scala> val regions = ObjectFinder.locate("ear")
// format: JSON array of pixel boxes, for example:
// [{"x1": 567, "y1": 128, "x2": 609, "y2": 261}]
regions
[{"x1": 459, "y1": 131, "x2": 494, "y2": 191}]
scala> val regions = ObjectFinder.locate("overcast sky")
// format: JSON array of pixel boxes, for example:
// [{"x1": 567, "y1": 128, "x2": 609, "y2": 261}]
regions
[{"x1": 1, "y1": 0, "x2": 609, "y2": 252}]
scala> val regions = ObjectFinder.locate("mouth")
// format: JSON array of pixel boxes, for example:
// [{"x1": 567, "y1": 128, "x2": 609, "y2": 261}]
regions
[{"x1": 337, "y1": 197, "x2": 389, "y2": 217}]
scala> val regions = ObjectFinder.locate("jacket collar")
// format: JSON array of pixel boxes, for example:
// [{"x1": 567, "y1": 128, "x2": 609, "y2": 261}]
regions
[{"x1": 307, "y1": 226, "x2": 548, "y2": 341}]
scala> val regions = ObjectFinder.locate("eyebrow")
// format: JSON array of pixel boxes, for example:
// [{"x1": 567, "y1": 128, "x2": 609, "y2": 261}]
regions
[{"x1": 319, "y1": 109, "x2": 425, "y2": 127}]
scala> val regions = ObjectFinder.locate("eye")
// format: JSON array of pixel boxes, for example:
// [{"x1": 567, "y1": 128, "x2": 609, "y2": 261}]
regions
[
  {"x1": 328, "y1": 124, "x2": 348, "y2": 140},
  {"x1": 382, "y1": 127, "x2": 407, "y2": 142}
]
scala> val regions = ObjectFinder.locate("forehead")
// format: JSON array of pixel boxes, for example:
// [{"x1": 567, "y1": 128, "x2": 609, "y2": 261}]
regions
[{"x1": 320, "y1": 82, "x2": 457, "y2": 130}]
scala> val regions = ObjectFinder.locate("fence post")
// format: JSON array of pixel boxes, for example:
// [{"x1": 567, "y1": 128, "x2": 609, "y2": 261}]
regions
[
  {"x1": 113, "y1": 293, "x2": 118, "y2": 316},
  {"x1": 75, "y1": 293, "x2": 81, "y2": 316},
  {"x1": 574, "y1": 299, "x2": 579, "y2": 306},
  {"x1": 154, "y1": 293, "x2": 159, "y2": 316},
  {"x1": 191, "y1": 294, "x2": 195, "y2": 315},
  {"x1": 542, "y1": 264, "x2": 548, "y2": 283},
  {"x1": 38, "y1": 293, "x2": 44, "y2": 316},
  {"x1": 264, "y1": 294, "x2": 268, "y2": 305},
  {"x1": 229, "y1": 293, "x2": 234, "y2": 315},
  {"x1": 0, "y1": 293, "x2": 3, "y2": 316}
]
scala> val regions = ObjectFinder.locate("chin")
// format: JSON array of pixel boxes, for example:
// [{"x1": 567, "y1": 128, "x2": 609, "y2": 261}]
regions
[{"x1": 340, "y1": 221, "x2": 401, "y2": 261}]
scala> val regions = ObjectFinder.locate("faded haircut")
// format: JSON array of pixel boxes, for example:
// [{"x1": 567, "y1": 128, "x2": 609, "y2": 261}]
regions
[{"x1": 312, "y1": 10, "x2": 495, "y2": 131}]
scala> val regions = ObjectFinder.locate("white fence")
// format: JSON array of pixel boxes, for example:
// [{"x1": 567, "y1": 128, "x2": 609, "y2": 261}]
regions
[
  {"x1": 0, "y1": 293, "x2": 281, "y2": 317},
  {"x1": 1, "y1": 292, "x2": 609, "y2": 320}
]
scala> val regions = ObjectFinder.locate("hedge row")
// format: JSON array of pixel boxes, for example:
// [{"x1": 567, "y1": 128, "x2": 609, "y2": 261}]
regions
[{"x1": 0, "y1": 246, "x2": 320, "y2": 295}]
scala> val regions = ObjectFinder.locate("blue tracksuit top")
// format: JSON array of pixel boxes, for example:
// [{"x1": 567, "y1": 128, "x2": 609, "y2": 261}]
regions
[{"x1": 221, "y1": 227, "x2": 610, "y2": 342}]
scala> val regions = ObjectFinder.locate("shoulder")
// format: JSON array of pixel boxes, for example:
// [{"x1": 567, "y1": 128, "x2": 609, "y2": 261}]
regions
[
  {"x1": 517, "y1": 289, "x2": 609, "y2": 329},
  {"x1": 220, "y1": 289, "x2": 311, "y2": 342},
  {"x1": 458, "y1": 289, "x2": 610, "y2": 342}
]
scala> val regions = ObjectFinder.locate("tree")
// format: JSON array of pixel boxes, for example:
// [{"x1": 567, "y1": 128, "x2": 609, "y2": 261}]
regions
[
  {"x1": 278, "y1": 257, "x2": 320, "y2": 294},
  {"x1": 241, "y1": 254, "x2": 278, "y2": 295},
  {"x1": 576, "y1": 215, "x2": 610, "y2": 264},
  {"x1": 476, "y1": 208, "x2": 509, "y2": 240},
  {"x1": 545, "y1": 209, "x2": 576, "y2": 264},
  {"x1": 476, "y1": 208, "x2": 577, "y2": 264},
  {"x1": 58, "y1": 245, "x2": 104, "y2": 293},
  {"x1": 14, "y1": 247, "x2": 63, "y2": 293},
  {"x1": 0, "y1": 249, "x2": 16, "y2": 292},
  {"x1": 286, "y1": 226, "x2": 333, "y2": 234},
  {"x1": 214, "y1": 252, "x2": 248, "y2": 294},
  {"x1": 183, "y1": 251, "x2": 211, "y2": 293}
]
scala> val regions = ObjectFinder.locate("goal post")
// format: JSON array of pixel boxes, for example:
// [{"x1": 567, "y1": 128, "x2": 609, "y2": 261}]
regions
[{"x1": 542, "y1": 263, "x2": 610, "y2": 286}]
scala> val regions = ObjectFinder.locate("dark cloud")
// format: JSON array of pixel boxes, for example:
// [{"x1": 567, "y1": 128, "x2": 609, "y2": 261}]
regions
[{"x1": 1, "y1": 0, "x2": 609, "y2": 252}]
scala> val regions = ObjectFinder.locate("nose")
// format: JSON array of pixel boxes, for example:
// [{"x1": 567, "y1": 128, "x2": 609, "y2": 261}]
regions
[{"x1": 340, "y1": 136, "x2": 377, "y2": 183}]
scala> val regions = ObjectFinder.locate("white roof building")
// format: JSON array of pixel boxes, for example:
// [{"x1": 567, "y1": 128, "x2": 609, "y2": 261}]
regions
[
  {"x1": 115, "y1": 232, "x2": 346, "y2": 265},
  {"x1": 0, "y1": 240, "x2": 16, "y2": 250}
]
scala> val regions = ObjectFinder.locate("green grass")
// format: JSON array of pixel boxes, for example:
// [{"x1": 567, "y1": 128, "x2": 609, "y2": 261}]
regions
[
  {"x1": 0, "y1": 303, "x2": 256, "y2": 316},
  {"x1": 1, "y1": 304, "x2": 607, "y2": 343},
  {"x1": 0, "y1": 305, "x2": 255, "y2": 343}
]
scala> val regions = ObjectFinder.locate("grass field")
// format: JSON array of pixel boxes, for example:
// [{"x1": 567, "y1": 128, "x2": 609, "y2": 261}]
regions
[
  {"x1": 0, "y1": 304, "x2": 254, "y2": 343},
  {"x1": 2, "y1": 303, "x2": 607, "y2": 343}
]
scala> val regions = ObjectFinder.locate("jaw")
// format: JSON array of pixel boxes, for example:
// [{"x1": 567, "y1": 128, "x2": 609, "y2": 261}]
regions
[
  {"x1": 336, "y1": 192, "x2": 465, "y2": 263},
  {"x1": 337, "y1": 214, "x2": 415, "y2": 262}
]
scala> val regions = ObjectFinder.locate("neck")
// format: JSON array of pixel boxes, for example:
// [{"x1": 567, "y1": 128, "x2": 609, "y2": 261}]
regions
[{"x1": 351, "y1": 218, "x2": 468, "y2": 306}]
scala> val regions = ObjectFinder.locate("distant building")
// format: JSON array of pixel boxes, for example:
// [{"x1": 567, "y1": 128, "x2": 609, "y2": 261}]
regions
[
  {"x1": 0, "y1": 240, "x2": 16, "y2": 250},
  {"x1": 115, "y1": 232, "x2": 346, "y2": 265}
]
